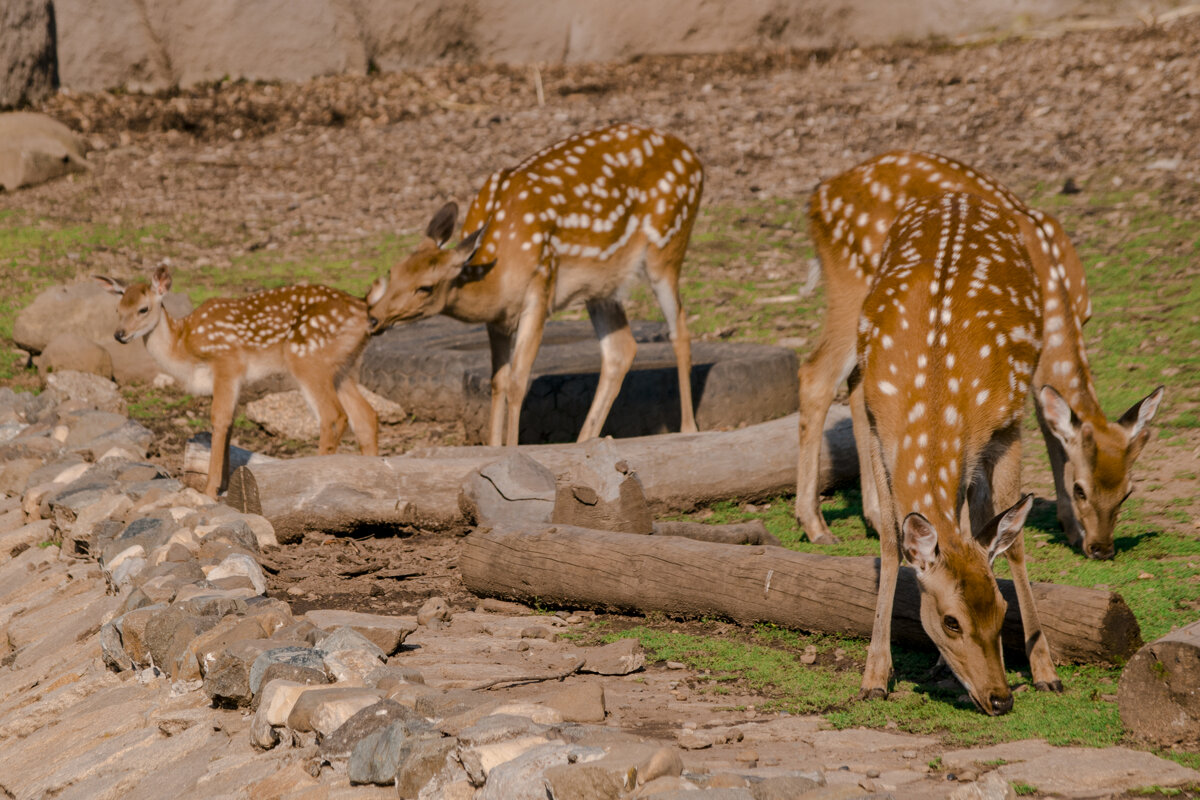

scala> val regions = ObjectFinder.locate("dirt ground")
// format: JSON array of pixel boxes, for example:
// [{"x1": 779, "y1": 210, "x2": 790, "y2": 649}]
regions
[{"x1": 6, "y1": 15, "x2": 1200, "y2": 717}]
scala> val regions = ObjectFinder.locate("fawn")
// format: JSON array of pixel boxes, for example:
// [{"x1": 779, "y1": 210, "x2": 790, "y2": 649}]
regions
[
  {"x1": 365, "y1": 122, "x2": 704, "y2": 446},
  {"x1": 858, "y1": 192, "x2": 1060, "y2": 714},
  {"x1": 797, "y1": 150, "x2": 1162, "y2": 558},
  {"x1": 96, "y1": 266, "x2": 377, "y2": 497}
]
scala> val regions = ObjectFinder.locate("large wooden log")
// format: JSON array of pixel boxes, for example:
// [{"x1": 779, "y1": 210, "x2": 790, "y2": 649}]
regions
[
  {"x1": 1119, "y1": 620, "x2": 1200, "y2": 747},
  {"x1": 225, "y1": 407, "x2": 857, "y2": 541},
  {"x1": 459, "y1": 525, "x2": 1142, "y2": 666}
]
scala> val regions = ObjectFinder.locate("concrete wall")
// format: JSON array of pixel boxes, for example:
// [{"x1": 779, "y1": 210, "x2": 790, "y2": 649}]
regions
[{"x1": 51, "y1": 0, "x2": 1189, "y2": 92}]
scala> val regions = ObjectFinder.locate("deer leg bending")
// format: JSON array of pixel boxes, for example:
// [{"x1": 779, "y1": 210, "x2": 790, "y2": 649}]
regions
[
  {"x1": 485, "y1": 324, "x2": 515, "y2": 448},
  {"x1": 337, "y1": 379, "x2": 379, "y2": 456},
  {"x1": 579, "y1": 298, "x2": 637, "y2": 441},
  {"x1": 207, "y1": 371, "x2": 241, "y2": 498},
  {"x1": 503, "y1": 267, "x2": 554, "y2": 447}
]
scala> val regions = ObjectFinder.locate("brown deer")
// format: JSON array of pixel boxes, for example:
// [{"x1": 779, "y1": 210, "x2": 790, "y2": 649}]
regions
[
  {"x1": 96, "y1": 266, "x2": 378, "y2": 498},
  {"x1": 365, "y1": 122, "x2": 704, "y2": 446},
  {"x1": 796, "y1": 150, "x2": 1163, "y2": 558},
  {"x1": 858, "y1": 192, "x2": 1060, "y2": 713}
]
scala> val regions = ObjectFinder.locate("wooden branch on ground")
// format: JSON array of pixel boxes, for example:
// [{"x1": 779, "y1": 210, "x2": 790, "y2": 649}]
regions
[
  {"x1": 652, "y1": 519, "x2": 782, "y2": 547},
  {"x1": 459, "y1": 524, "x2": 1142, "y2": 666},
  {"x1": 224, "y1": 407, "x2": 857, "y2": 542}
]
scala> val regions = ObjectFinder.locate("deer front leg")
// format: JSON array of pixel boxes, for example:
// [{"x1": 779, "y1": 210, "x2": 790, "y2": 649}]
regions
[
  {"x1": 579, "y1": 298, "x2": 636, "y2": 441},
  {"x1": 861, "y1": 424, "x2": 900, "y2": 699},
  {"x1": 486, "y1": 324, "x2": 514, "y2": 448},
  {"x1": 206, "y1": 371, "x2": 242, "y2": 498},
  {"x1": 992, "y1": 431, "x2": 1062, "y2": 691},
  {"x1": 848, "y1": 368, "x2": 882, "y2": 534},
  {"x1": 1034, "y1": 400, "x2": 1080, "y2": 547},
  {"x1": 504, "y1": 268, "x2": 554, "y2": 447},
  {"x1": 337, "y1": 380, "x2": 378, "y2": 456}
]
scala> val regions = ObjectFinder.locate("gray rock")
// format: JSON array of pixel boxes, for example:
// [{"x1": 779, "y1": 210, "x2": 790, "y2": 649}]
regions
[
  {"x1": 203, "y1": 639, "x2": 280, "y2": 707},
  {"x1": 40, "y1": 333, "x2": 114, "y2": 380},
  {"x1": 254, "y1": 661, "x2": 328, "y2": 704},
  {"x1": 456, "y1": 714, "x2": 550, "y2": 747},
  {"x1": 543, "y1": 682, "x2": 606, "y2": 723},
  {"x1": 100, "y1": 621, "x2": 133, "y2": 672},
  {"x1": 246, "y1": 388, "x2": 403, "y2": 441},
  {"x1": 396, "y1": 735, "x2": 457, "y2": 797},
  {"x1": 305, "y1": 609, "x2": 417, "y2": 656},
  {"x1": 249, "y1": 646, "x2": 326, "y2": 695},
  {"x1": 196, "y1": 518, "x2": 260, "y2": 554},
  {"x1": 348, "y1": 719, "x2": 451, "y2": 788},
  {"x1": 751, "y1": 774, "x2": 827, "y2": 799},
  {"x1": 580, "y1": 638, "x2": 645, "y2": 675},
  {"x1": 60, "y1": 409, "x2": 127, "y2": 448},
  {"x1": 207, "y1": 552, "x2": 267, "y2": 595},
  {"x1": 287, "y1": 686, "x2": 386, "y2": 735},
  {"x1": 271, "y1": 620, "x2": 325, "y2": 645},
  {"x1": 0, "y1": 112, "x2": 86, "y2": 192},
  {"x1": 177, "y1": 591, "x2": 247, "y2": 619},
  {"x1": 316, "y1": 626, "x2": 387, "y2": 661},
  {"x1": 460, "y1": 452, "x2": 556, "y2": 527},
  {"x1": 0, "y1": 1, "x2": 56, "y2": 108},
  {"x1": 479, "y1": 742, "x2": 604, "y2": 800},
  {"x1": 44, "y1": 370, "x2": 126, "y2": 414},
  {"x1": 543, "y1": 760, "x2": 631, "y2": 799},
  {"x1": 948, "y1": 773, "x2": 1016, "y2": 800},
  {"x1": 102, "y1": 515, "x2": 174, "y2": 565},
  {"x1": 143, "y1": 607, "x2": 219, "y2": 669},
  {"x1": 321, "y1": 699, "x2": 431, "y2": 761},
  {"x1": 113, "y1": 602, "x2": 167, "y2": 665},
  {"x1": 414, "y1": 688, "x2": 485, "y2": 719}
]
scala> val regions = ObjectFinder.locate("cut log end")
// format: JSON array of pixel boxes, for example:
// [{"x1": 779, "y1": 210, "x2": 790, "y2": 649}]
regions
[{"x1": 1119, "y1": 621, "x2": 1200, "y2": 748}]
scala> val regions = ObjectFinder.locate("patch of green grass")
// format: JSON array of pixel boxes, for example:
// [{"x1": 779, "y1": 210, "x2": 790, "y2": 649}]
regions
[
  {"x1": 123, "y1": 385, "x2": 194, "y2": 421},
  {"x1": 1012, "y1": 783, "x2": 1039, "y2": 797}
]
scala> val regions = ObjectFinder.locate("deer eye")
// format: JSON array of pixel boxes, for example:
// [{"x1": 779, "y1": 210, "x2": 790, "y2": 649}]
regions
[
  {"x1": 1073, "y1": 482, "x2": 1088, "y2": 502},
  {"x1": 138, "y1": 306, "x2": 149, "y2": 315},
  {"x1": 943, "y1": 615, "x2": 961, "y2": 635},
  {"x1": 416, "y1": 285, "x2": 434, "y2": 295}
]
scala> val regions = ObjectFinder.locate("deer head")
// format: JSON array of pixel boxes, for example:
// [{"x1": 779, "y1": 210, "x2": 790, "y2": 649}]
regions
[
  {"x1": 95, "y1": 266, "x2": 171, "y2": 343},
  {"x1": 1038, "y1": 384, "x2": 1165, "y2": 559},
  {"x1": 905, "y1": 494, "x2": 1034, "y2": 716},
  {"x1": 365, "y1": 203, "x2": 494, "y2": 334}
]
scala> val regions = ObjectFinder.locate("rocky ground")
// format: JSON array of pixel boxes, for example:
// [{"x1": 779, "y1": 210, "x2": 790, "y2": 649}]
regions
[{"x1": 3, "y1": 12, "x2": 1200, "y2": 800}]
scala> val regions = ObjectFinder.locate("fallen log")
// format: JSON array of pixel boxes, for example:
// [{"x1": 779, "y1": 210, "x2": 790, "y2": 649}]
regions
[
  {"x1": 1118, "y1": 620, "x2": 1200, "y2": 747},
  {"x1": 182, "y1": 434, "x2": 277, "y2": 493},
  {"x1": 224, "y1": 407, "x2": 857, "y2": 542},
  {"x1": 652, "y1": 520, "x2": 782, "y2": 547},
  {"x1": 459, "y1": 525, "x2": 1142, "y2": 666}
]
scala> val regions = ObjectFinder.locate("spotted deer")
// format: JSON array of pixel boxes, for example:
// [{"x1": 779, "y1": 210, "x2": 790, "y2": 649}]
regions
[
  {"x1": 858, "y1": 192, "x2": 1060, "y2": 713},
  {"x1": 796, "y1": 150, "x2": 1163, "y2": 558},
  {"x1": 96, "y1": 267, "x2": 378, "y2": 498},
  {"x1": 365, "y1": 122, "x2": 704, "y2": 446}
]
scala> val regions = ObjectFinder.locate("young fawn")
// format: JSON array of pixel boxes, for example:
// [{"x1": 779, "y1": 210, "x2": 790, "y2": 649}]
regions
[
  {"x1": 797, "y1": 150, "x2": 1162, "y2": 558},
  {"x1": 96, "y1": 266, "x2": 378, "y2": 497},
  {"x1": 365, "y1": 122, "x2": 704, "y2": 446},
  {"x1": 858, "y1": 193, "x2": 1060, "y2": 714}
]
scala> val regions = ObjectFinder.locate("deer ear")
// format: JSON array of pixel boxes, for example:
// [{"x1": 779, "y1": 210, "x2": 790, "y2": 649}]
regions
[
  {"x1": 453, "y1": 260, "x2": 496, "y2": 287},
  {"x1": 151, "y1": 266, "x2": 172, "y2": 296},
  {"x1": 365, "y1": 276, "x2": 387, "y2": 306},
  {"x1": 94, "y1": 275, "x2": 126, "y2": 296},
  {"x1": 1118, "y1": 385, "x2": 1164, "y2": 440},
  {"x1": 902, "y1": 513, "x2": 940, "y2": 573},
  {"x1": 426, "y1": 202, "x2": 458, "y2": 247},
  {"x1": 978, "y1": 493, "x2": 1033, "y2": 567},
  {"x1": 1038, "y1": 385, "x2": 1078, "y2": 447}
]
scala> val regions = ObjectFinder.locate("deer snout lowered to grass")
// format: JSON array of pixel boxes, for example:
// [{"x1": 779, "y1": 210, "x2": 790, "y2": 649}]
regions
[
  {"x1": 96, "y1": 266, "x2": 378, "y2": 498},
  {"x1": 365, "y1": 122, "x2": 705, "y2": 447}
]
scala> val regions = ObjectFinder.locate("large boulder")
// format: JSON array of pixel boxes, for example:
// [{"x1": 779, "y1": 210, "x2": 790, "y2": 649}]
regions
[
  {"x1": 0, "y1": 112, "x2": 88, "y2": 192},
  {"x1": 15, "y1": 280, "x2": 191, "y2": 384},
  {"x1": 54, "y1": 0, "x2": 168, "y2": 93},
  {"x1": 0, "y1": 0, "x2": 58, "y2": 108}
]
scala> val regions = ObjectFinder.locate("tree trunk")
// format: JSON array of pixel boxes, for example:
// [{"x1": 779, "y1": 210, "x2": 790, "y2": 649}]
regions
[
  {"x1": 652, "y1": 520, "x2": 781, "y2": 547},
  {"x1": 224, "y1": 407, "x2": 858, "y2": 542},
  {"x1": 459, "y1": 524, "x2": 1142, "y2": 666},
  {"x1": 1118, "y1": 620, "x2": 1200, "y2": 747}
]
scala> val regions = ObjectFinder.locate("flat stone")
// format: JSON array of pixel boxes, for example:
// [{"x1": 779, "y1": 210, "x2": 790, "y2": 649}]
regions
[
  {"x1": 455, "y1": 714, "x2": 551, "y2": 747},
  {"x1": 195, "y1": 518, "x2": 261, "y2": 554},
  {"x1": 544, "y1": 760, "x2": 632, "y2": 799},
  {"x1": 542, "y1": 681, "x2": 606, "y2": 723},
  {"x1": 206, "y1": 552, "x2": 266, "y2": 594},
  {"x1": 316, "y1": 625, "x2": 387, "y2": 661},
  {"x1": 750, "y1": 774, "x2": 826, "y2": 799},
  {"x1": 994, "y1": 746, "x2": 1200, "y2": 798},
  {"x1": 191, "y1": 616, "x2": 269, "y2": 678},
  {"x1": 417, "y1": 596, "x2": 451, "y2": 627},
  {"x1": 948, "y1": 772, "x2": 1016, "y2": 800},
  {"x1": 479, "y1": 742, "x2": 605, "y2": 800},
  {"x1": 246, "y1": 762, "x2": 320, "y2": 800},
  {"x1": 580, "y1": 638, "x2": 645, "y2": 675},
  {"x1": 100, "y1": 621, "x2": 132, "y2": 672},
  {"x1": 204, "y1": 639, "x2": 279, "y2": 707},
  {"x1": 305, "y1": 609, "x2": 417, "y2": 656},
  {"x1": 142, "y1": 606, "x2": 219, "y2": 668},
  {"x1": 395, "y1": 735, "x2": 458, "y2": 797},
  {"x1": 253, "y1": 661, "x2": 328, "y2": 704}
]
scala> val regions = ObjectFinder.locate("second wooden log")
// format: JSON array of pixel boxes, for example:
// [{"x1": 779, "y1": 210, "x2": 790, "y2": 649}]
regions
[{"x1": 459, "y1": 524, "x2": 1142, "y2": 666}]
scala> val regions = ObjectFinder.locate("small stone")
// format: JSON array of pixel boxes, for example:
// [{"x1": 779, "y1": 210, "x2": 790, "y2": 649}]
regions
[
  {"x1": 249, "y1": 646, "x2": 327, "y2": 695},
  {"x1": 677, "y1": 732, "x2": 713, "y2": 750},
  {"x1": 866, "y1": 768, "x2": 881, "y2": 778},
  {"x1": 287, "y1": 686, "x2": 385, "y2": 736},
  {"x1": 637, "y1": 747, "x2": 683, "y2": 785},
  {"x1": 579, "y1": 638, "x2": 645, "y2": 675},
  {"x1": 320, "y1": 699, "x2": 431, "y2": 761},
  {"x1": 305, "y1": 609, "x2": 417, "y2": 655},
  {"x1": 735, "y1": 748, "x2": 759, "y2": 765},
  {"x1": 417, "y1": 596, "x2": 451, "y2": 627},
  {"x1": 666, "y1": 661, "x2": 685, "y2": 670},
  {"x1": 542, "y1": 682, "x2": 606, "y2": 723}
]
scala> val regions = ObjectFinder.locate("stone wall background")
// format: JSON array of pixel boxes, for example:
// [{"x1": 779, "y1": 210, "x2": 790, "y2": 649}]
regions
[{"x1": 22, "y1": 0, "x2": 1195, "y2": 95}]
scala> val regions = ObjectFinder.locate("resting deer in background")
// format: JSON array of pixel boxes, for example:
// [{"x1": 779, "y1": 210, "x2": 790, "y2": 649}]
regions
[
  {"x1": 96, "y1": 267, "x2": 378, "y2": 497},
  {"x1": 795, "y1": 150, "x2": 1163, "y2": 558},
  {"x1": 365, "y1": 122, "x2": 704, "y2": 446},
  {"x1": 858, "y1": 192, "x2": 1060, "y2": 713}
]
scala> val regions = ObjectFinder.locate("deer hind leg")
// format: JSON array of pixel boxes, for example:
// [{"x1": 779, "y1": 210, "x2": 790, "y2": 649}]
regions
[
  {"x1": 296, "y1": 372, "x2": 349, "y2": 455},
  {"x1": 848, "y1": 367, "x2": 882, "y2": 535},
  {"x1": 486, "y1": 324, "x2": 514, "y2": 448},
  {"x1": 990, "y1": 426, "x2": 1062, "y2": 692},
  {"x1": 579, "y1": 298, "x2": 637, "y2": 441},
  {"x1": 206, "y1": 370, "x2": 242, "y2": 498},
  {"x1": 336, "y1": 379, "x2": 378, "y2": 456},
  {"x1": 861, "y1": 414, "x2": 900, "y2": 699},
  {"x1": 646, "y1": 236, "x2": 696, "y2": 434}
]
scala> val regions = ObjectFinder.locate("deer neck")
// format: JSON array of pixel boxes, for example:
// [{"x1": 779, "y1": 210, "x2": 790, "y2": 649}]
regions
[
  {"x1": 1035, "y1": 287, "x2": 1104, "y2": 422},
  {"x1": 143, "y1": 307, "x2": 212, "y2": 394}
]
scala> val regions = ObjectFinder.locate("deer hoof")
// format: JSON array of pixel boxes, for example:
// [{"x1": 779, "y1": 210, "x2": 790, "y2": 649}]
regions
[
  {"x1": 806, "y1": 531, "x2": 840, "y2": 545},
  {"x1": 858, "y1": 687, "x2": 888, "y2": 701},
  {"x1": 1034, "y1": 680, "x2": 1064, "y2": 693}
]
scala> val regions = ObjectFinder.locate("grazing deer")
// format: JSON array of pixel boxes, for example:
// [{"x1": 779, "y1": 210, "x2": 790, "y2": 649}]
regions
[
  {"x1": 365, "y1": 122, "x2": 704, "y2": 446},
  {"x1": 796, "y1": 150, "x2": 1163, "y2": 558},
  {"x1": 96, "y1": 266, "x2": 378, "y2": 498},
  {"x1": 858, "y1": 192, "x2": 1060, "y2": 713}
]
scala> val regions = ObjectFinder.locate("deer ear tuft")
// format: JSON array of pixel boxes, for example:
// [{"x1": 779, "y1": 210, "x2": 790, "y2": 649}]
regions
[
  {"x1": 426, "y1": 202, "x2": 459, "y2": 246},
  {"x1": 94, "y1": 275, "x2": 126, "y2": 296}
]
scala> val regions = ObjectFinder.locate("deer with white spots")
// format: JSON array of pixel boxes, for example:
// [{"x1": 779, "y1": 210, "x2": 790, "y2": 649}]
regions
[
  {"x1": 796, "y1": 150, "x2": 1163, "y2": 559},
  {"x1": 858, "y1": 192, "x2": 1060, "y2": 714},
  {"x1": 365, "y1": 122, "x2": 704, "y2": 446},
  {"x1": 96, "y1": 267, "x2": 378, "y2": 498}
]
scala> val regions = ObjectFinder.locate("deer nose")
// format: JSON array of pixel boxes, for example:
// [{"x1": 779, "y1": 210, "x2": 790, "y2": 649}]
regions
[
  {"x1": 367, "y1": 316, "x2": 380, "y2": 333},
  {"x1": 989, "y1": 693, "x2": 1014, "y2": 716},
  {"x1": 114, "y1": 330, "x2": 126, "y2": 344},
  {"x1": 1087, "y1": 542, "x2": 1115, "y2": 560}
]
